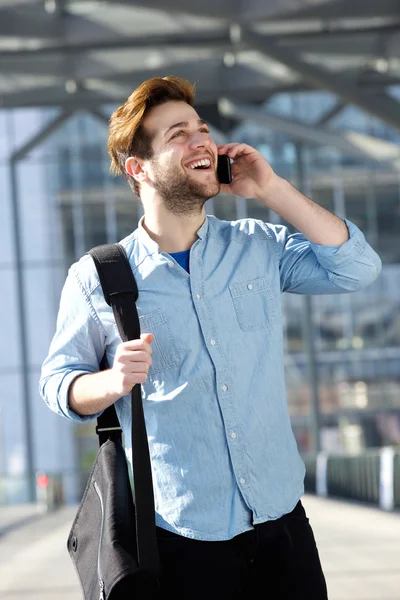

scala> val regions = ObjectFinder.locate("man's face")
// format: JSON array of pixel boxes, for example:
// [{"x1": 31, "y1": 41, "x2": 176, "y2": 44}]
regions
[{"x1": 142, "y1": 101, "x2": 220, "y2": 216}]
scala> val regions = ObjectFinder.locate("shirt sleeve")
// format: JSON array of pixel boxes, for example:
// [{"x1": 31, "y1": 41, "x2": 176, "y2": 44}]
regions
[
  {"x1": 272, "y1": 218, "x2": 382, "y2": 294},
  {"x1": 39, "y1": 264, "x2": 106, "y2": 423}
]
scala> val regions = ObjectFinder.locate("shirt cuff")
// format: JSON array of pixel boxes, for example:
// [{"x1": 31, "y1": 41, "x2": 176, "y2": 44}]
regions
[
  {"x1": 57, "y1": 370, "x2": 104, "y2": 423},
  {"x1": 309, "y1": 218, "x2": 365, "y2": 265}
]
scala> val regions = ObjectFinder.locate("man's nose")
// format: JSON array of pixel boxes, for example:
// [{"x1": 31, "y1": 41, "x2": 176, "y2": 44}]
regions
[{"x1": 188, "y1": 132, "x2": 210, "y2": 150}]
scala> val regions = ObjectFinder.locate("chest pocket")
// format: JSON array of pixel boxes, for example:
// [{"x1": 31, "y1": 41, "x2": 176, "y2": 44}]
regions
[
  {"x1": 139, "y1": 309, "x2": 180, "y2": 375},
  {"x1": 229, "y1": 276, "x2": 276, "y2": 332}
]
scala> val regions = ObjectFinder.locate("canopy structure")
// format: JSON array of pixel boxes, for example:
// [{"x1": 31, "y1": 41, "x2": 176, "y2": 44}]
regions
[{"x1": 0, "y1": 0, "x2": 399, "y2": 133}]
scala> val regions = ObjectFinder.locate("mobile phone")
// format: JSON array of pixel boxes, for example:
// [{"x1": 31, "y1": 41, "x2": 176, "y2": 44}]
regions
[{"x1": 217, "y1": 154, "x2": 232, "y2": 184}]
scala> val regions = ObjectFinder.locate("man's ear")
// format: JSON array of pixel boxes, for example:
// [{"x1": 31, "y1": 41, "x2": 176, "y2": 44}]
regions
[{"x1": 125, "y1": 157, "x2": 147, "y2": 182}]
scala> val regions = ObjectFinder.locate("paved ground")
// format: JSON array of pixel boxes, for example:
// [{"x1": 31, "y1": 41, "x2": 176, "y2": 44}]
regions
[
  {"x1": 0, "y1": 504, "x2": 80, "y2": 599},
  {"x1": 0, "y1": 495, "x2": 399, "y2": 599},
  {"x1": 303, "y1": 495, "x2": 400, "y2": 600}
]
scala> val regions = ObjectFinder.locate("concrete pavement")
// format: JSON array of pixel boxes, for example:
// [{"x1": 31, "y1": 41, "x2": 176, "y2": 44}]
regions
[
  {"x1": 303, "y1": 495, "x2": 400, "y2": 600},
  {"x1": 0, "y1": 502, "x2": 48, "y2": 536},
  {"x1": 0, "y1": 495, "x2": 399, "y2": 599},
  {"x1": 0, "y1": 505, "x2": 80, "y2": 600}
]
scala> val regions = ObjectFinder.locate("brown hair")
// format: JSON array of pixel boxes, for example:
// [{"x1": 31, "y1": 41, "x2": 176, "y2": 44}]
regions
[{"x1": 108, "y1": 76, "x2": 195, "y2": 196}]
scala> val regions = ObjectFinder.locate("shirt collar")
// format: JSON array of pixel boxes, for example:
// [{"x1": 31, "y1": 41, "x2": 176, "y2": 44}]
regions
[
  {"x1": 136, "y1": 214, "x2": 210, "y2": 252},
  {"x1": 136, "y1": 216, "x2": 159, "y2": 253}
]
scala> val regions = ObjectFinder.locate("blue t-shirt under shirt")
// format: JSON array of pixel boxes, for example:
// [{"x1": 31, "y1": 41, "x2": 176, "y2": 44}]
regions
[{"x1": 169, "y1": 249, "x2": 190, "y2": 273}]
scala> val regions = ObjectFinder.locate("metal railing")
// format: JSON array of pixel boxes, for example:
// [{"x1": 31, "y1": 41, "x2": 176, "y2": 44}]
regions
[{"x1": 303, "y1": 447, "x2": 400, "y2": 510}]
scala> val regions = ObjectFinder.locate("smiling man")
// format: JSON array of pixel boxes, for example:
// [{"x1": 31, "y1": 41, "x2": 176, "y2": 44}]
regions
[{"x1": 40, "y1": 76, "x2": 382, "y2": 599}]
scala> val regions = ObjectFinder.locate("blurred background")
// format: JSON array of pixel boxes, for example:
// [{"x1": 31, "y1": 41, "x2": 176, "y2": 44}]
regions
[
  {"x1": 0, "y1": 0, "x2": 400, "y2": 554},
  {"x1": 1, "y1": 2, "x2": 400, "y2": 599}
]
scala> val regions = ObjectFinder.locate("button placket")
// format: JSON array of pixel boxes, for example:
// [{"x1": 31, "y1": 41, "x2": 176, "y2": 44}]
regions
[{"x1": 190, "y1": 258, "x2": 252, "y2": 506}]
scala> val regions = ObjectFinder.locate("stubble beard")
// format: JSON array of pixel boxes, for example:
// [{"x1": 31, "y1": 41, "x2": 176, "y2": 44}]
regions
[{"x1": 151, "y1": 161, "x2": 221, "y2": 217}]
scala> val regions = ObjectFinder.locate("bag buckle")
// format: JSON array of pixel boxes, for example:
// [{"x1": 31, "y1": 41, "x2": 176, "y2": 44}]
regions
[{"x1": 95, "y1": 426, "x2": 122, "y2": 434}]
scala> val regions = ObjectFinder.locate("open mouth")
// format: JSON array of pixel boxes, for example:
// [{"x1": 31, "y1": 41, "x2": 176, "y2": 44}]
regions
[{"x1": 185, "y1": 158, "x2": 212, "y2": 172}]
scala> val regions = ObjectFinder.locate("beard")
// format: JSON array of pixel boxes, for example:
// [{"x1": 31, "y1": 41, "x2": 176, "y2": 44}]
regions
[{"x1": 150, "y1": 160, "x2": 220, "y2": 217}]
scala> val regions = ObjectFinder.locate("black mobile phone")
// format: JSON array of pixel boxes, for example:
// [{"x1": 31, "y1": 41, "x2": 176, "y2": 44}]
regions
[{"x1": 217, "y1": 154, "x2": 232, "y2": 184}]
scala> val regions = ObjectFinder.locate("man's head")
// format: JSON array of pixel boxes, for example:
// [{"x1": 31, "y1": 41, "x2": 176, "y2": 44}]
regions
[{"x1": 108, "y1": 76, "x2": 220, "y2": 216}]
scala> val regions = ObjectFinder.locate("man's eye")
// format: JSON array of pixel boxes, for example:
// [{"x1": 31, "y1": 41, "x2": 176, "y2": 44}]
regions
[
  {"x1": 200, "y1": 128, "x2": 210, "y2": 134},
  {"x1": 171, "y1": 131, "x2": 185, "y2": 139}
]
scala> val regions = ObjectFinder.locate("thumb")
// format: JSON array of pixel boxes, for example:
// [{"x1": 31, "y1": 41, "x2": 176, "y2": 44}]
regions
[{"x1": 140, "y1": 332, "x2": 154, "y2": 344}]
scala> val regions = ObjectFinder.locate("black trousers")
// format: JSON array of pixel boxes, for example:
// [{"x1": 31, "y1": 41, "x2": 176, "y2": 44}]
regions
[{"x1": 156, "y1": 501, "x2": 328, "y2": 599}]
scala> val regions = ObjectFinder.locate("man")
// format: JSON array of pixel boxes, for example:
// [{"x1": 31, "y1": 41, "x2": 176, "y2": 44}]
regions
[{"x1": 40, "y1": 76, "x2": 381, "y2": 599}]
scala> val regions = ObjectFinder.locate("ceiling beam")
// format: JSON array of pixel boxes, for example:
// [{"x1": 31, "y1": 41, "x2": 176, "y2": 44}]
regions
[
  {"x1": 316, "y1": 101, "x2": 346, "y2": 125},
  {"x1": 0, "y1": 80, "x2": 274, "y2": 110},
  {"x1": 0, "y1": 8, "x2": 107, "y2": 39},
  {"x1": 11, "y1": 109, "x2": 75, "y2": 161},
  {"x1": 2, "y1": 19, "x2": 399, "y2": 57},
  {"x1": 0, "y1": 29, "x2": 232, "y2": 58},
  {"x1": 243, "y1": 29, "x2": 400, "y2": 132},
  {"x1": 218, "y1": 98, "x2": 400, "y2": 166},
  {"x1": 267, "y1": 20, "x2": 400, "y2": 40},
  {"x1": 241, "y1": 0, "x2": 338, "y2": 22},
  {"x1": 0, "y1": 75, "x2": 398, "y2": 110},
  {"x1": 0, "y1": 83, "x2": 116, "y2": 110},
  {"x1": 0, "y1": 0, "x2": 38, "y2": 6},
  {"x1": 271, "y1": 0, "x2": 400, "y2": 21},
  {"x1": 90, "y1": 0, "x2": 239, "y2": 20}
]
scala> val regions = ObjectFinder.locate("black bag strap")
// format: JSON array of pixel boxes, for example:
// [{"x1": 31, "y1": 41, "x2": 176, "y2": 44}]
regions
[
  {"x1": 96, "y1": 351, "x2": 121, "y2": 446},
  {"x1": 89, "y1": 243, "x2": 160, "y2": 577}
]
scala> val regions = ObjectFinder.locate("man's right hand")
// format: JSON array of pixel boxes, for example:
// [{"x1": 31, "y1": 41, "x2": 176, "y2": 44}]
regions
[
  {"x1": 109, "y1": 333, "x2": 154, "y2": 396},
  {"x1": 68, "y1": 333, "x2": 154, "y2": 416}
]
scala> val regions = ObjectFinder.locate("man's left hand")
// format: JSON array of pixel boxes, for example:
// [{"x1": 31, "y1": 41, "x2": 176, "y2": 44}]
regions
[{"x1": 217, "y1": 142, "x2": 275, "y2": 201}]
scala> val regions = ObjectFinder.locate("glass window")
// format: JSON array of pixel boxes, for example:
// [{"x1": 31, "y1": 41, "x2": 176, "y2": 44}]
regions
[
  {"x1": 116, "y1": 202, "x2": 139, "y2": 240},
  {"x1": 246, "y1": 198, "x2": 271, "y2": 223},
  {"x1": 374, "y1": 183, "x2": 400, "y2": 264},
  {"x1": 282, "y1": 294, "x2": 306, "y2": 352},
  {"x1": 0, "y1": 111, "x2": 9, "y2": 160},
  {"x1": 343, "y1": 179, "x2": 369, "y2": 232},
  {"x1": 83, "y1": 203, "x2": 107, "y2": 250},
  {"x1": 60, "y1": 203, "x2": 75, "y2": 268},
  {"x1": 310, "y1": 186, "x2": 334, "y2": 213},
  {"x1": 213, "y1": 194, "x2": 237, "y2": 221}
]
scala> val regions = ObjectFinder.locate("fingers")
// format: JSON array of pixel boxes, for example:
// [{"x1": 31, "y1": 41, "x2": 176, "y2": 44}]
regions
[
  {"x1": 122, "y1": 335, "x2": 153, "y2": 355},
  {"x1": 119, "y1": 360, "x2": 151, "y2": 374},
  {"x1": 114, "y1": 335, "x2": 154, "y2": 371},
  {"x1": 123, "y1": 350, "x2": 152, "y2": 365},
  {"x1": 116, "y1": 346, "x2": 152, "y2": 364},
  {"x1": 141, "y1": 332, "x2": 154, "y2": 344},
  {"x1": 217, "y1": 142, "x2": 254, "y2": 158},
  {"x1": 111, "y1": 335, "x2": 154, "y2": 393}
]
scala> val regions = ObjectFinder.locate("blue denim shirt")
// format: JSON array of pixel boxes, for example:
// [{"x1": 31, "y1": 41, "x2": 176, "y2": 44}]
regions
[{"x1": 40, "y1": 215, "x2": 381, "y2": 540}]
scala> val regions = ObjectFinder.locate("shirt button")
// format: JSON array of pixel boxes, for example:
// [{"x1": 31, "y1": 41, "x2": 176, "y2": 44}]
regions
[
  {"x1": 231, "y1": 432, "x2": 237, "y2": 439},
  {"x1": 222, "y1": 384, "x2": 228, "y2": 392},
  {"x1": 196, "y1": 293, "x2": 201, "y2": 299},
  {"x1": 240, "y1": 477, "x2": 246, "y2": 485},
  {"x1": 210, "y1": 339, "x2": 216, "y2": 346},
  {"x1": 247, "y1": 283, "x2": 253, "y2": 290},
  {"x1": 168, "y1": 261, "x2": 174, "y2": 267}
]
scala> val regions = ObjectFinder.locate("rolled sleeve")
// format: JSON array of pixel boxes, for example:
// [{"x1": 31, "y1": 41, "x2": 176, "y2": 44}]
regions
[
  {"x1": 39, "y1": 264, "x2": 106, "y2": 423},
  {"x1": 310, "y1": 219, "x2": 382, "y2": 277},
  {"x1": 279, "y1": 218, "x2": 382, "y2": 294},
  {"x1": 40, "y1": 369, "x2": 101, "y2": 423}
]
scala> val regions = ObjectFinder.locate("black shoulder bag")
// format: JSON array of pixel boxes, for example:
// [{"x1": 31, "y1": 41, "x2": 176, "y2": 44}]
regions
[{"x1": 67, "y1": 243, "x2": 161, "y2": 599}]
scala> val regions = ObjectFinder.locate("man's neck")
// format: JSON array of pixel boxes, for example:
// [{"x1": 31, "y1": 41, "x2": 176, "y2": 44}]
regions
[{"x1": 142, "y1": 208, "x2": 206, "y2": 254}]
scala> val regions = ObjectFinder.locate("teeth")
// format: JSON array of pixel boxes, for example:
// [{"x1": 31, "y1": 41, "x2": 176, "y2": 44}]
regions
[{"x1": 189, "y1": 158, "x2": 211, "y2": 169}]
